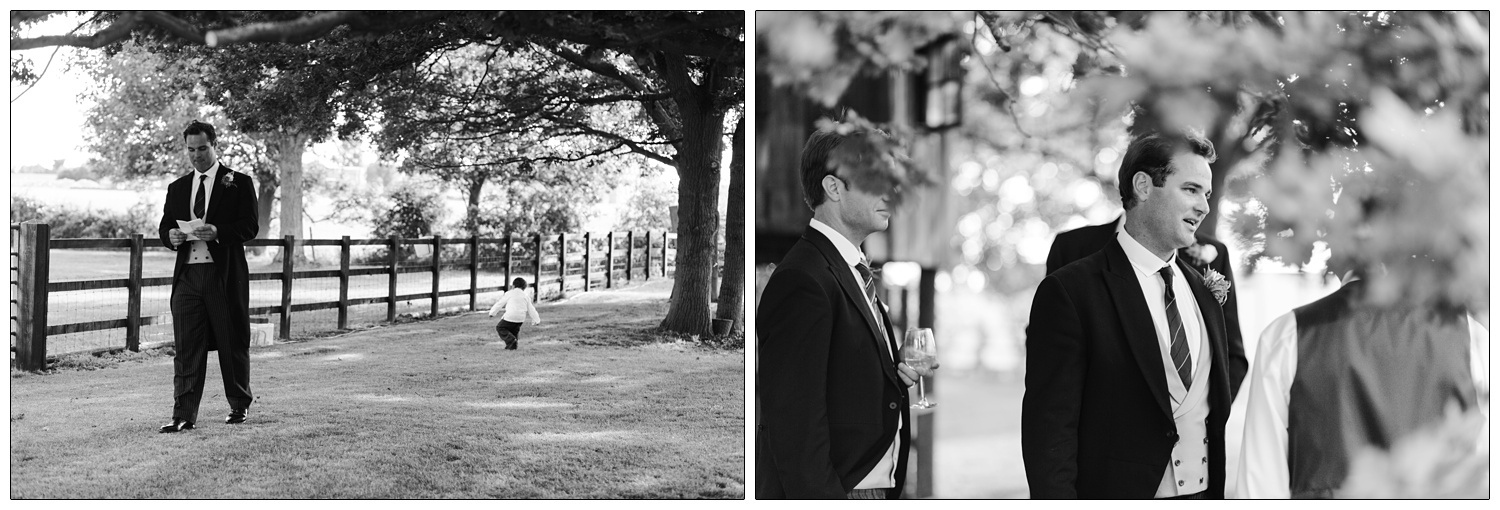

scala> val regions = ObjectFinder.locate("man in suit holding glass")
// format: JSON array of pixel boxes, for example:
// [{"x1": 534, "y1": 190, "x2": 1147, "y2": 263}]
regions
[{"x1": 757, "y1": 125, "x2": 923, "y2": 499}]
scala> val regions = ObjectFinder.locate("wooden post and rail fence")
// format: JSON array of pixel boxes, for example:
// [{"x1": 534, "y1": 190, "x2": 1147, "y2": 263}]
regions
[{"x1": 9, "y1": 222, "x2": 676, "y2": 371}]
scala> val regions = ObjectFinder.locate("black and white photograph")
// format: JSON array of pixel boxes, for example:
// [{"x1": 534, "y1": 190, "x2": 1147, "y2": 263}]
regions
[
  {"x1": 754, "y1": 11, "x2": 1487, "y2": 499},
  {"x1": 8, "y1": 10, "x2": 745, "y2": 498},
  {"x1": 8, "y1": 8, "x2": 1492, "y2": 502}
]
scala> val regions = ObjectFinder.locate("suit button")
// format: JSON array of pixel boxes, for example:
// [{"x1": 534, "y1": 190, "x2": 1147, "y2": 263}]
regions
[{"x1": 889, "y1": 403, "x2": 898, "y2": 410}]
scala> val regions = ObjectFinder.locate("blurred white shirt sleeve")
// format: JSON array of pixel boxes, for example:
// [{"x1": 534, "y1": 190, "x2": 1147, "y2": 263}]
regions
[{"x1": 1234, "y1": 312, "x2": 1297, "y2": 499}]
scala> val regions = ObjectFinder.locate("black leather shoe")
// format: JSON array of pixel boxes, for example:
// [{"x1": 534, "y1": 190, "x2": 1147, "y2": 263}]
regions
[
  {"x1": 226, "y1": 408, "x2": 247, "y2": 424},
  {"x1": 158, "y1": 419, "x2": 194, "y2": 433}
]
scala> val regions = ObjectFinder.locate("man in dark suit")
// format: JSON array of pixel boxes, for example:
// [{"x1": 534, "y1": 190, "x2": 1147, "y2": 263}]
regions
[
  {"x1": 1022, "y1": 131, "x2": 1234, "y2": 498},
  {"x1": 157, "y1": 120, "x2": 259, "y2": 433},
  {"x1": 757, "y1": 127, "x2": 921, "y2": 499},
  {"x1": 1045, "y1": 217, "x2": 1247, "y2": 397}
]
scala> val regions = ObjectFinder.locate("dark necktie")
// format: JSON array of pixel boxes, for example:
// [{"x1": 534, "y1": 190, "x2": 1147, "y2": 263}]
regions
[
  {"x1": 1159, "y1": 265, "x2": 1192, "y2": 390},
  {"x1": 194, "y1": 174, "x2": 207, "y2": 219},
  {"x1": 854, "y1": 259, "x2": 890, "y2": 346}
]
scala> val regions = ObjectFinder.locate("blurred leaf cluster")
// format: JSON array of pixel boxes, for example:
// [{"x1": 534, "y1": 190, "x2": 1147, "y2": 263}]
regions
[
  {"x1": 1340, "y1": 406, "x2": 1488, "y2": 498},
  {"x1": 759, "y1": 11, "x2": 1488, "y2": 307}
]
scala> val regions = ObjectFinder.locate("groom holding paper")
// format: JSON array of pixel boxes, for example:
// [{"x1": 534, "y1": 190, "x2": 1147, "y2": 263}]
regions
[{"x1": 156, "y1": 120, "x2": 259, "y2": 433}]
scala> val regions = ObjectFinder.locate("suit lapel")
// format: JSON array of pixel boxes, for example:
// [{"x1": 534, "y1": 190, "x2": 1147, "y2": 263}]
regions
[
  {"x1": 1178, "y1": 259, "x2": 1228, "y2": 383},
  {"x1": 1101, "y1": 240, "x2": 1173, "y2": 417},
  {"x1": 803, "y1": 228, "x2": 901, "y2": 386},
  {"x1": 204, "y1": 165, "x2": 229, "y2": 223}
]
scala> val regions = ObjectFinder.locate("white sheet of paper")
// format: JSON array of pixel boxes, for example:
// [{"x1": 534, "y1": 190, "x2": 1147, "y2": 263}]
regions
[{"x1": 177, "y1": 219, "x2": 205, "y2": 241}]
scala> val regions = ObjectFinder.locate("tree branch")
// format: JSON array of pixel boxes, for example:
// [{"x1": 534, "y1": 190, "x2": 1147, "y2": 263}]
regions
[{"x1": 11, "y1": 12, "x2": 140, "y2": 50}]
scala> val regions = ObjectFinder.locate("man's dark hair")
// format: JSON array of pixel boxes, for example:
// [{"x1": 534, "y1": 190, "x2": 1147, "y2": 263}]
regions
[
  {"x1": 1117, "y1": 130, "x2": 1217, "y2": 210},
  {"x1": 511, "y1": 277, "x2": 528, "y2": 290},
  {"x1": 183, "y1": 120, "x2": 218, "y2": 144},
  {"x1": 799, "y1": 126, "x2": 901, "y2": 210},
  {"x1": 799, "y1": 128, "x2": 855, "y2": 210}
]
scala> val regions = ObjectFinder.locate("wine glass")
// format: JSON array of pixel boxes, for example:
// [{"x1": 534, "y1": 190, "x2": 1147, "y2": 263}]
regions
[{"x1": 902, "y1": 327, "x2": 937, "y2": 408}]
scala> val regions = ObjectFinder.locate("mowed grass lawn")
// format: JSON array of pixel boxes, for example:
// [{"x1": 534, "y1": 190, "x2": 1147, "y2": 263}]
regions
[{"x1": 9, "y1": 279, "x2": 745, "y2": 498}]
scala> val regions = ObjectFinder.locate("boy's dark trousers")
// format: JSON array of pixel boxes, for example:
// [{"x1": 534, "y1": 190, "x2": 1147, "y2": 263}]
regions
[{"x1": 496, "y1": 320, "x2": 521, "y2": 349}]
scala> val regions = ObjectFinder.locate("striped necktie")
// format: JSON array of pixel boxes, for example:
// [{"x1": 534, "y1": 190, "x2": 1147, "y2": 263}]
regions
[
  {"x1": 854, "y1": 259, "x2": 889, "y2": 345},
  {"x1": 1159, "y1": 265, "x2": 1192, "y2": 389},
  {"x1": 194, "y1": 174, "x2": 207, "y2": 219}
]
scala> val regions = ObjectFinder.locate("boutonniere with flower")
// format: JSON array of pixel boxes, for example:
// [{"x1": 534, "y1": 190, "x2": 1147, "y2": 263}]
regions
[
  {"x1": 1203, "y1": 269, "x2": 1231, "y2": 305},
  {"x1": 220, "y1": 172, "x2": 236, "y2": 189},
  {"x1": 1183, "y1": 242, "x2": 1219, "y2": 268}
]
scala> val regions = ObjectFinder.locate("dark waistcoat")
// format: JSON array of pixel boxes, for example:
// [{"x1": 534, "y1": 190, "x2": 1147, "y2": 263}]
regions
[{"x1": 1287, "y1": 282, "x2": 1476, "y2": 498}]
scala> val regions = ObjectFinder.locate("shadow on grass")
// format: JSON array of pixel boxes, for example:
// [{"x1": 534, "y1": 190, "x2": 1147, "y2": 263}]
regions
[{"x1": 10, "y1": 279, "x2": 745, "y2": 498}]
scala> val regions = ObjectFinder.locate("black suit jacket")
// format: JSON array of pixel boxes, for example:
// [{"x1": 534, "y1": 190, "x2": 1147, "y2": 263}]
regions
[
  {"x1": 1022, "y1": 240, "x2": 1234, "y2": 499},
  {"x1": 1044, "y1": 217, "x2": 1247, "y2": 397},
  {"x1": 756, "y1": 226, "x2": 910, "y2": 499},
  {"x1": 157, "y1": 165, "x2": 259, "y2": 351}
]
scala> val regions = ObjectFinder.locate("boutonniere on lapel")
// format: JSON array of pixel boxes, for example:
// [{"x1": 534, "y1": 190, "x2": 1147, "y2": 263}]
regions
[
  {"x1": 220, "y1": 172, "x2": 236, "y2": 189},
  {"x1": 1203, "y1": 269, "x2": 1230, "y2": 305},
  {"x1": 1183, "y1": 242, "x2": 1218, "y2": 268}
]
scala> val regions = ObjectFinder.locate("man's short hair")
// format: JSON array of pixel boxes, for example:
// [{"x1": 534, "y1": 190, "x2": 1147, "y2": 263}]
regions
[
  {"x1": 511, "y1": 277, "x2": 528, "y2": 290},
  {"x1": 183, "y1": 120, "x2": 218, "y2": 144},
  {"x1": 799, "y1": 126, "x2": 900, "y2": 210},
  {"x1": 799, "y1": 128, "x2": 851, "y2": 210},
  {"x1": 1117, "y1": 130, "x2": 1217, "y2": 210}
]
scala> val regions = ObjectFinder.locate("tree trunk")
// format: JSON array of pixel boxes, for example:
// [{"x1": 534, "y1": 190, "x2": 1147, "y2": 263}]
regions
[
  {"x1": 250, "y1": 171, "x2": 277, "y2": 257},
  {"x1": 267, "y1": 131, "x2": 311, "y2": 262},
  {"x1": 715, "y1": 115, "x2": 745, "y2": 336},
  {"x1": 658, "y1": 75, "x2": 727, "y2": 336},
  {"x1": 466, "y1": 176, "x2": 486, "y2": 257}
]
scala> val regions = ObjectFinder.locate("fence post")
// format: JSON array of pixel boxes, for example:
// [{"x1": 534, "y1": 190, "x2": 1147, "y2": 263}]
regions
[
  {"x1": 280, "y1": 235, "x2": 294, "y2": 340},
  {"x1": 532, "y1": 233, "x2": 542, "y2": 303},
  {"x1": 338, "y1": 235, "x2": 350, "y2": 330},
  {"x1": 583, "y1": 232, "x2": 592, "y2": 292},
  {"x1": 127, "y1": 233, "x2": 143, "y2": 352},
  {"x1": 558, "y1": 232, "x2": 568, "y2": 296},
  {"x1": 469, "y1": 235, "x2": 479, "y2": 311},
  {"x1": 387, "y1": 235, "x2": 400, "y2": 322},
  {"x1": 15, "y1": 222, "x2": 50, "y2": 371},
  {"x1": 431, "y1": 235, "x2": 442, "y2": 318},
  {"x1": 644, "y1": 231, "x2": 653, "y2": 281},
  {"x1": 606, "y1": 231, "x2": 615, "y2": 289},
  {"x1": 626, "y1": 231, "x2": 634, "y2": 282},
  {"x1": 504, "y1": 233, "x2": 513, "y2": 289},
  {"x1": 662, "y1": 231, "x2": 670, "y2": 277}
]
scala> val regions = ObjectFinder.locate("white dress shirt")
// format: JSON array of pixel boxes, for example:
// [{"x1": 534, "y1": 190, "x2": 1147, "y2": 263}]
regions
[
  {"x1": 487, "y1": 287, "x2": 541, "y2": 325},
  {"x1": 1118, "y1": 228, "x2": 1207, "y2": 381},
  {"x1": 1233, "y1": 286, "x2": 1490, "y2": 498},
  {"x1": 186, "y1": 162, "x2": 221, "y2": 264},
  {"x1": 808, "y1": 218, "x2": 902, "y2": 491}
]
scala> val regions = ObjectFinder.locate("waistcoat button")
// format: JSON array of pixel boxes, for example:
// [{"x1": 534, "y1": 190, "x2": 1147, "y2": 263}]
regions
[{"x1": 889, "y1": 402, "x2": 898, "y2": 410}]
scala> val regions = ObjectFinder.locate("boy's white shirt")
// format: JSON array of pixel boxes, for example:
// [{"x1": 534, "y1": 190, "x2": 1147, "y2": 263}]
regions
[{"x1": 488, "y1": 288, "x2": 541, "y2": 325}]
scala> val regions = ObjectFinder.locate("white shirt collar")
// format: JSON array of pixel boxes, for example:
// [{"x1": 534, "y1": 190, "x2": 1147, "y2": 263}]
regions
[
  {"x1": 1119, "y1": 226, "x2": 1176, "y2": 276},
  {"x1": 809, "y1": 218, "x2": 866, "y2": 268}
]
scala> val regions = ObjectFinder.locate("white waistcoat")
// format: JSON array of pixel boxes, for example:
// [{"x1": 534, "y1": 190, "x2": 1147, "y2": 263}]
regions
[{"x1": 1154, "y1": 320, "x2": 1212, "y2": 498}]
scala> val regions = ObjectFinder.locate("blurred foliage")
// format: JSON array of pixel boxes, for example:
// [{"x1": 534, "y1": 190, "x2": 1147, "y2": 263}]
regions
[
  {"x1": 75, "y1": 39, "x2": 275, "y2": 182},
  {"x1": 367, "y1": 182, "x2": 447, "y2": 242},
  {"x1": 758, "y1": 11, "x2": 1488, "y2": 308},
  {"x1": 617, "y1": 177, "x2": 679, "y2": 232},
  {"x1": 10, "y1": 195, "x2": 156, "y2": 239},
  {"x1": 1340, "y1": 406, "x2": 1488, "y2": 498}
]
